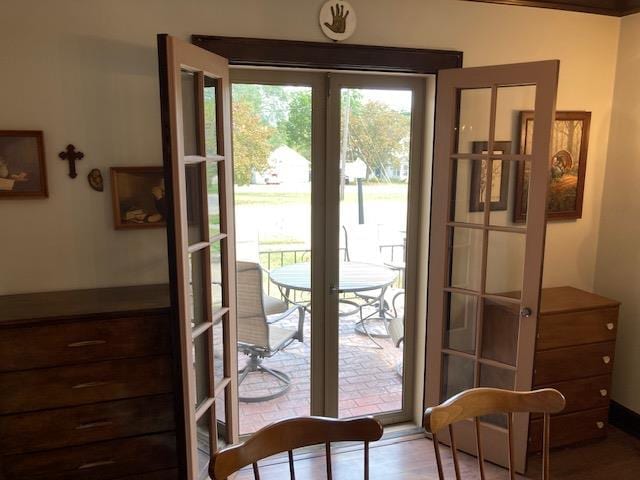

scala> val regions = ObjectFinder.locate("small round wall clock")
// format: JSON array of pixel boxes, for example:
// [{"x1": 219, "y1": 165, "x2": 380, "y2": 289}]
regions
[{"x1": 319, "y1": 1, "x2": 356, "y2": 42}]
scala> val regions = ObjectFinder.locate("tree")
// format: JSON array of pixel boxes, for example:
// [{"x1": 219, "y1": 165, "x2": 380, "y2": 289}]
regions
[
  {"x1": 232, "y1": 100, "x2": 274, "y2": 185},
  {"x1": 346, "y1": 101, "x2": 410, "y2": 180},
  {"x1": 281, "y1": 90, "x2": 312, "y2": 160}
]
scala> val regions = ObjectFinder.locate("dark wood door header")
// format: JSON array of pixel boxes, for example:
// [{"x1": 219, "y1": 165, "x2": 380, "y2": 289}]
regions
[
  {"x1": 191, "y1": 36, "x2": 463, "y2": 74},
  {"x1": 461, "y1": 0, "x2": 640, "y2": 17}
]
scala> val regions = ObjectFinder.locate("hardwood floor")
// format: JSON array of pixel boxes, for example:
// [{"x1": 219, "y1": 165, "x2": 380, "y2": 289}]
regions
[{"x1": 232, "y1": 426, "x2": 640, "y2": 479}]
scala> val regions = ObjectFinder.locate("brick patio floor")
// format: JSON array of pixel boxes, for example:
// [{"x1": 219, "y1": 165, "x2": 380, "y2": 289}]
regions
[{"x1": 235, "y1": 307, "x2": 403, "y2": 434}]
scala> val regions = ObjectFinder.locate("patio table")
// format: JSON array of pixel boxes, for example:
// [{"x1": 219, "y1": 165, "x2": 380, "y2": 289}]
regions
[{"x1": 269, "y1": 261, "x2": 398, "y2": 339}]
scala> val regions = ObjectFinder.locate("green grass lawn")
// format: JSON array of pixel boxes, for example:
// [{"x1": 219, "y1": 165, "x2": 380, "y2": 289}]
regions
[{"x1": 234, "y1": 184, "x2": 407, "y2": 205}]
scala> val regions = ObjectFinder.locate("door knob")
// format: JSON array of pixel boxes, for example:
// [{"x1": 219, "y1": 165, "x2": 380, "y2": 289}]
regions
[{"x1": 520, "y1": 307, "x2": 532, "y2": 318}]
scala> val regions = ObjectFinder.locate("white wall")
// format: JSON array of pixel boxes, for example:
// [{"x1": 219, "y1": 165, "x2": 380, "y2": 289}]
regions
[
  {"x1": 595, "y1": 12, "x2": 640, "y2": 414},
  {"x1": 0, "y1": 0, "x2": 620, "y2": 296}
]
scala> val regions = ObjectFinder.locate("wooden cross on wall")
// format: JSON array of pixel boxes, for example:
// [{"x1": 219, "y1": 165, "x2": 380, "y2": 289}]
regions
[{"x1": 58, "y1": 144, "x2": 84, "y2": 179}]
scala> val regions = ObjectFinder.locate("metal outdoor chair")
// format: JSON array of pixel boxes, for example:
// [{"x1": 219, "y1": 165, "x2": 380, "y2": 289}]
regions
[
  {"x1": 237, "y1": 261, "x2": 305, "y2": 402},
  {"x1": 210, "y1": 416, "x2": 383, "y2": 480},
  {"x1": 423, "y1": 387, "x2": 566, "y2": 480},
  {"x1": 342, "y1": 224, "x2": 404, "y2": 345}
]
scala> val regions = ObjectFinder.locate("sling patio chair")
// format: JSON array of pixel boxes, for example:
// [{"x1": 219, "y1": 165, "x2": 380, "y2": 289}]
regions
[{"x1": 237, "y1": 261, "x2": 305, "y2": 402}]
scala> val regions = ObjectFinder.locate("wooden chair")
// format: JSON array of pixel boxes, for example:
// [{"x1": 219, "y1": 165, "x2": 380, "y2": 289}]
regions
[
  {"x1": 210, "y1": 416, "x2": 383, "y2": 480},
  {"x1": 423, "y1": 388, "x2": 565, "y2": 480}
]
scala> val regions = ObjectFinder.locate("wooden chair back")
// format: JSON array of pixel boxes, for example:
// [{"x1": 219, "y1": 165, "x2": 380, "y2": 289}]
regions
[
  {"x1": 423, "y1": 388, "x2": 565, "y2": 480},
  {"x1": 210, "y1": 416, "x2": 384, "y2": 480}
]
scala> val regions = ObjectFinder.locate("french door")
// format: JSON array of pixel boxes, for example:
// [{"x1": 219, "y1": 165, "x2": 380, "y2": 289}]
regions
[
  {"x1": 425, "y1": 61, "x2": 559, "y2": 473},
  {"x1": 158, "y1": 35, "x2": 238, "y2": 480},
  {"x1": 230, "y1": 70, "x2": 426, "y2": 432}
]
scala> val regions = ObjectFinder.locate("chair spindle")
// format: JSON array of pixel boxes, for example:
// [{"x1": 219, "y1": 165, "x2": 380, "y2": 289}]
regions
[
  {"x1": 326, "y1": 442, "x2": 333, "y2": 480},
  {"x1": 448, "y1": 424, "x2": 461, "y2": 480},
  {"x1": 474, "y1": 417, "x2": 486, "y2": 480},
  {"x1": 288, "y1": 450, "x2": 296, "y2": 480},
  {"x1": 364, "y1": 441, "x2": 370, "y2": 480},
  {"x1": 543, "y1": 413, "x2": 551, "y2": 480},
  {"x1": 252, "y1": 462, "x2": 260, "y2": 480},
  {"x1": 432, "y1": 432, "x2": 445, "y2": 479},
  {"x1": 507, "y1": 413, "x2": 516, "y2": 480}
]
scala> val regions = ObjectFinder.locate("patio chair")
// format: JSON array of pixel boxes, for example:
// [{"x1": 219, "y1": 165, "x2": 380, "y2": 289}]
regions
[
  {"x1": 237, "y1": 261, "x2": 305, "y2": 403},
  {"x1": 342, "y1": 224, "x2": 404, "y2": 344}
]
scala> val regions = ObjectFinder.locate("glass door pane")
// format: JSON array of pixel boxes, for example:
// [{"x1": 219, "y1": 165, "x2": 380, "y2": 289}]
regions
[
  {"x1": 231, "y1": 81, "x2": 313, "y2": 434},
  {"x1": 335, "y1": 83, "x2": 414, "y2": 419}
]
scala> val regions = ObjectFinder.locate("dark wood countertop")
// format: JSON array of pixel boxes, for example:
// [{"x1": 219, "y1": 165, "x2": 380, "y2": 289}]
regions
[{"x1": 0, "y1": 284, "x2": 171, "y2": 326}]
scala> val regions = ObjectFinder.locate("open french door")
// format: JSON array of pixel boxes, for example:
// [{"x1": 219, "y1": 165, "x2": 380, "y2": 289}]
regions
[
  {"x1": 425, "y1": 61, "x2": 559, "y2": 473},
  {"x1": 158, "y1": 34, "x2": 238, "y2": 479}
]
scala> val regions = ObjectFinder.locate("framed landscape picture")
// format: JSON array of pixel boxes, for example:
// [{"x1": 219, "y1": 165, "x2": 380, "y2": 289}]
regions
[
  {"x1": 110, "y1": 167, "x2": 166, "y2": 229},
  {"x1": 514, "y1": 111, "x2": 591, "y2": 222},
  {"x1": 0, "y1": 130, "x2": 47, "y2": 198},
  {"x1": 469, "y1": 141, "x2": 511, "y2": 212}
]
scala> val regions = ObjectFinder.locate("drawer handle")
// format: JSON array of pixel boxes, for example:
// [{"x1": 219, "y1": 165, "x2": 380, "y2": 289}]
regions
[
  {"x1": 596, "y1": 421, "x2": 605, "y2": 429},
  {"x1": 71, "y1": 381, "x2": 113, "y2": 389},
  {"x1": 602, "y1": 356, "x2": 611, "y2": 364},
  {"x1": 606, "y1": 323, "x2": 615, "y2": 331},
  {"x1": 600, "y1": 389, "x2": 608, "y2": 397},
  {"x1": 67, "y1": 340, "x2": 107, "y2": 348},
  {"x1": 78, "y1": 459, "x2": 116, "y2": 470},
  {"x1": 75, "y1": 420, "x2": 113, "y2": 430}
]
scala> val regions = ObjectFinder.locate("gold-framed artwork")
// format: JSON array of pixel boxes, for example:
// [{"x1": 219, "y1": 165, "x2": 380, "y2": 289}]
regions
[
  {"x1": 514, "y1": 111, "x2": 591, "y2": 222},
  {"x1": 110, "y1": 167, "x2": 166, "y2": 229},
  {"x1": 0, "y1": 130, "x2": 47, "y2": 198}
]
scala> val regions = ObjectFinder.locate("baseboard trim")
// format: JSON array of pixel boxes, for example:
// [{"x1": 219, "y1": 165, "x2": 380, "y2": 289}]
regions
[{"x1": 609, "y1": 401, "x2": 640, "y2": 439}]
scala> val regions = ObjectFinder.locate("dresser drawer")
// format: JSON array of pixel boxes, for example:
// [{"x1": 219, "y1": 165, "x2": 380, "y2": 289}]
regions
[
  {"x1": 532, "y1": 375, "x2": 611, "y2": 418},
  {"x1": 533, "y1": 342, "x2": 615, "y2": 385},
  {"x1": 528, "y1": 407, "x2": 608, "y2": 452},
  {"x1": 115, "y1": 469, "x2": 179, "y2": 479},
  {"x1": 0, "y1": 315, "x2": 171, "y2": 372},
  {"x1": 0, "y1": 356, "x2": 172, "y2": 414},
  {"x1": 2, "y1": 433, "x2": 177, "y2": 480},
  {"x1": 537, "y1": 307, "x2": 618, "y2": 350},
  {"x1": 0, "y1": 394, "x2": 175, "y2": 454}
]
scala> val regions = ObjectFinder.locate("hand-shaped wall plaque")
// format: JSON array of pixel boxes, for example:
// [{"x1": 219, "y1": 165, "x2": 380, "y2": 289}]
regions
[{"x1": 320, "y1": 1, "x2": 356, "y2": 42}]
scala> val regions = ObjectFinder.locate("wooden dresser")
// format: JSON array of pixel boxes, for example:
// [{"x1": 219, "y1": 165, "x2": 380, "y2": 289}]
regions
[
  {"x1": 0, "y1": 285, "x2": 179, "y2": 480},
  {"x1": 528, "y1": 286, "x2": 620, "y2": 453}
]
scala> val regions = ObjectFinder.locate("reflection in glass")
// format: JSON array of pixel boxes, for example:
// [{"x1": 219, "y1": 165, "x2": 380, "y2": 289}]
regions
[
  {"x1": 494, "y1": 85, "x2": 536, "y2": 146},
  {"x1": 194, "y1": 332, "x2": 210, "y2": 408},
  {"x1": 485, "y1": 230, "x2": 525, "y2": 297},
  {"x1": 204, "y1": 77, "x2": 218, "y2": 156},
  {"x1": 441, "y1": 353, "x2": 475, "y2": 401},
  {"x1": 186, "y1": 164, "x2": 205, "y2": 245},
  {"x1": 444, "y1": 293, "x2": 477, "y2": 354},
  {"x1": 455, "y1": 88, "x2": 492, "y2": 154},
  {"x1": 181, "y1": 70, "x2": 198, "y2": 156},
  {"x1": 196, "y1": 411, "x2": 212, "y2": 477},
  {"x1": 450, "y1": 158, "x2": 485, "y2": 224},
  {"x1": 213, "y1": 315, "x2": 225, "y2": 387},
  {"x1": 211, "y1": 242, "x2": 223, "y2": 312},
  {"x1": 448, "y1": 227, "x2": 483, "y2": 292},
  {"x1": 207, "y1": 162, "x2": 220, "y2": 237},
  {"x1": 479, "y1": 363, "x2": 515, "y2": 427},
  {"x1": 481, "y1": 297, "x2": 520, "y2": 366},
  {"x1": 189, "y1": 250, "x2": 205, "y2": 328}
]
